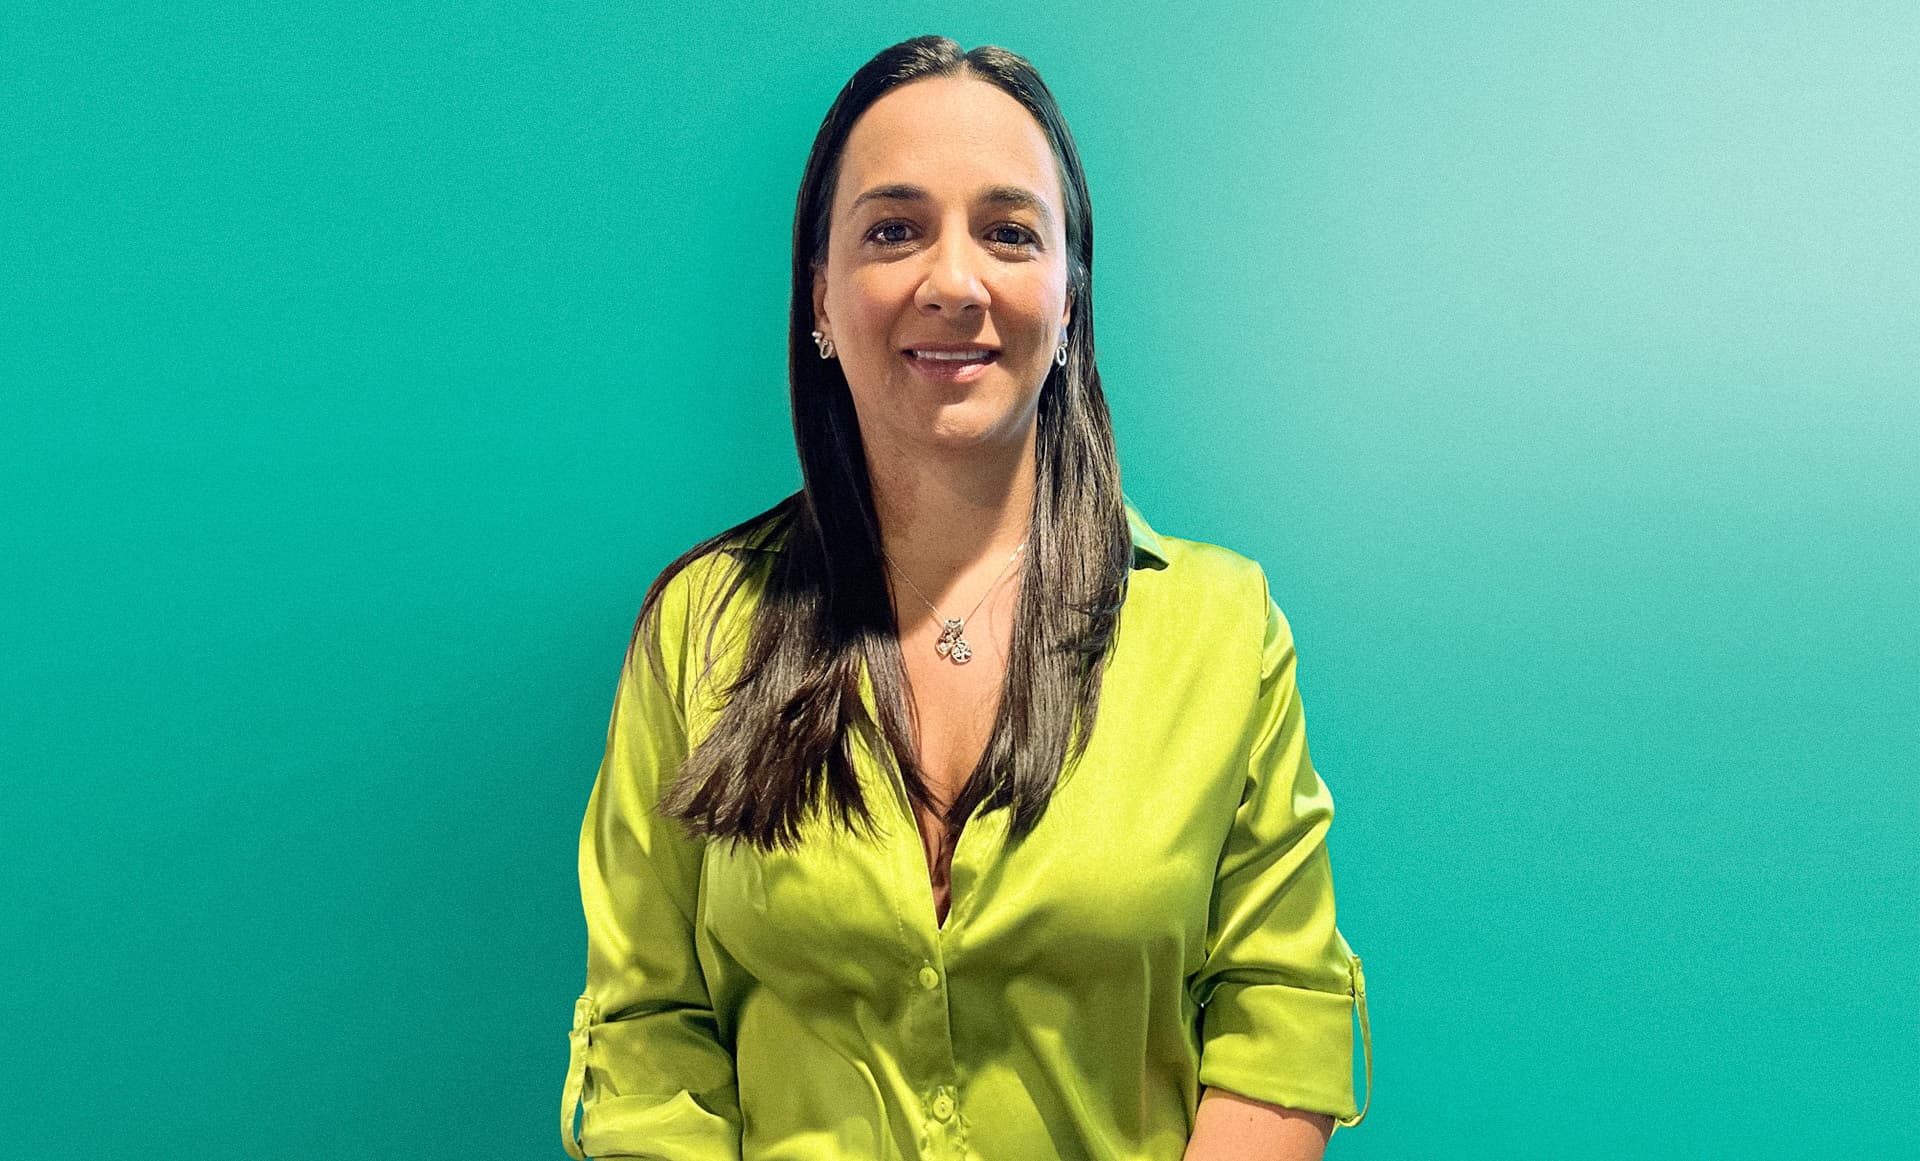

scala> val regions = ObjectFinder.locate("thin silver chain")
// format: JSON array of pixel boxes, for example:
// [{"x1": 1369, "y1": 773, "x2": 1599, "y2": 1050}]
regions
[{"x1": 880, "y1": 539, "x2": 1027, "y2": 664}]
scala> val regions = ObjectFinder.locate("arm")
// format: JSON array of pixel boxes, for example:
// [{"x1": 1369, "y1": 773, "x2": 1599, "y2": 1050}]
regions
[
  {"x1": 1185, "y1": 566, "x2": 1371, "y2": 1154},
  {"x1": 562, "y1": 562, "x2": 742, "y2": 1161},
  {"x1": 1185, "y1": 1087, "x2": 1333, "y2": 1161}
]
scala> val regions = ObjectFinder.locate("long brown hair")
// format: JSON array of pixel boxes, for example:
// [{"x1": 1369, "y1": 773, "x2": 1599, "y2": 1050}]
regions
[{"x1": 633, "y1": 35, "x2": 1132, "y2": 852}]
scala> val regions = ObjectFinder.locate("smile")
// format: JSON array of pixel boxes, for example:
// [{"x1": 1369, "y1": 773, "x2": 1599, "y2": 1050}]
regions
[{"x1": 902, "y1": 349, "x2": 998, "y2": 382}]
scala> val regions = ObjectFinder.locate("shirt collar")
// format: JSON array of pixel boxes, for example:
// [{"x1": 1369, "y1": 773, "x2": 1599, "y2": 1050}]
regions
[{"x1": 1124, "y1": 495, "x2": 1170, "y2": 571}]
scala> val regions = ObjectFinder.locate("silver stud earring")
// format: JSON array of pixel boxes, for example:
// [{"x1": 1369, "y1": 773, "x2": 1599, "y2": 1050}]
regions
[{"x1": 810, "y1": 329, "x2": 835, "y2": 359}]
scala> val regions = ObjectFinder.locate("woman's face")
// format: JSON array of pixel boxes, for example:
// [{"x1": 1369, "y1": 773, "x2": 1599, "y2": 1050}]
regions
[{"x1": 812, "y1": 75, "x2": 1073, "y2": 462}]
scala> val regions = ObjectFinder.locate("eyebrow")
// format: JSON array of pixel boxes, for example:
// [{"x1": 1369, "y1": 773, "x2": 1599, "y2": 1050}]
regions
[{"x1": 848, "y1": 182, "x2": 1055, "y2": 227}]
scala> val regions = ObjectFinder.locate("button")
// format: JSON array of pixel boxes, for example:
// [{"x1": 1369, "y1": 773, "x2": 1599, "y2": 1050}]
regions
[
  {"x1": 931, "y1": 1092, "x2": 955, "y2": 1121},
  {"x1": 917, "y1": 965, "x2": 941, "y2": 990}
]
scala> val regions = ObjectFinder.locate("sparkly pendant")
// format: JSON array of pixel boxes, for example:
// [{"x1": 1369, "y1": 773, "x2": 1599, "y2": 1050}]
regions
[{"x1": 935, "y1": 619, "x2": 968, "y2": 664}]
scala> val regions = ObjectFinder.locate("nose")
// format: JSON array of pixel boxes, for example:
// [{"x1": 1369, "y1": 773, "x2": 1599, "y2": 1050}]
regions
[{"x1": 914, "y1": 224, "x2": 989, "y2": 316}]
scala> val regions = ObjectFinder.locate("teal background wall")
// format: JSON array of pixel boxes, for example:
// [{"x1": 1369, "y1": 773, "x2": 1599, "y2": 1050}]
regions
[{"x1": 4, "y1": 2, "x2": 1914, "y2": 1157}]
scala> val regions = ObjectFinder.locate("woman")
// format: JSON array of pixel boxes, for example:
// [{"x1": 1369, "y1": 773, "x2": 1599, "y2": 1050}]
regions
[{"x1": 562, "y1": 35, "x2": 1369, "y2": 1161}]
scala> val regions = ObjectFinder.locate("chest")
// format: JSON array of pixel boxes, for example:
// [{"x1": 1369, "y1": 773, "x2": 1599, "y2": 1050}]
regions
[
  {"x1": 899, "y1": 626, "x2": 1008, "y2": 923},
  {"x1": 694, "y1": 598, "x2": 1255, "y2": 1007}
]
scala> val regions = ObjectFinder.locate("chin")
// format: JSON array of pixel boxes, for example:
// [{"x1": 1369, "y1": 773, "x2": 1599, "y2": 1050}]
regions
[{"x1": 923, "y1": 404, "x2": 1034, "y2": 449}]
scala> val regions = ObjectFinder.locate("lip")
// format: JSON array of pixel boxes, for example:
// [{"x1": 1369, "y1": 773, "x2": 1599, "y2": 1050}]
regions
[{"x1": 901, "y1": 347, "x2": 999, "y2": 383}]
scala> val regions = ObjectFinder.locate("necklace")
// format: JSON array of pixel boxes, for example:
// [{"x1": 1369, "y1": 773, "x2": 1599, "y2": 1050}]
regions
[{"x1": 881, "y1": 539, "x2": 1027, "y2": 665}]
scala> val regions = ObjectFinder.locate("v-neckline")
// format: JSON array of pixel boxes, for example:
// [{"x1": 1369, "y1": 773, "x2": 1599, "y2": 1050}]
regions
[
  {"x1": 856, "y1": 657, "x2": 999, "y2": 938},
  {"x1": 921, "y1": 808, "x2": 957, "y2": 931}
]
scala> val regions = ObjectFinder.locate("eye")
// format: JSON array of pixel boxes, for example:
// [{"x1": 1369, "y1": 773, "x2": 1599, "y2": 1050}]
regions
[
  {"x1": 862, "y1": 220, "x2": 1041, "y2": 250},
  {"x1": 866, "y1": 219, "x2": 914, "y2": 247},
  {"x1": 990, "y1": 223, "x2": 1039, "y2": 248}
]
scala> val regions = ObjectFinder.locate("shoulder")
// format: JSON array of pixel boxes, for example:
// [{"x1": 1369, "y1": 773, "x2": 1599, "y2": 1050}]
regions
[
  {"x1": 653, "y1": 501, "x2": 794, "y2": 623},
  {"x1": 1124, "y1": 521, "x2": 1284, "y2": 674},
  {"x1": 1144, "y1": 529, "x2": 1268, "y2": 595},
  {"x1": 629, "y1": 501, "x2": 793, "y2": 693}
]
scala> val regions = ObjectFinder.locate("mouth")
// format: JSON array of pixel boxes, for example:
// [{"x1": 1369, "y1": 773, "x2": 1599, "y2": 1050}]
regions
[{"x1": 901, "y1": 347, "x2": 999, "y2": 382}]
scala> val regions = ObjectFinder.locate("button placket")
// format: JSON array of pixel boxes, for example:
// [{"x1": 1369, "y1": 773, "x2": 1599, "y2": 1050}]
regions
[{"x1": 919, "y1": 1083, "x2": 968, "y2": 1158}]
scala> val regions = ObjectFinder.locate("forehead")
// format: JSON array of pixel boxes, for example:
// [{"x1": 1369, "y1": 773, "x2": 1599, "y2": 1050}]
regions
[{"x1": 835, "y1": 75, "x2": 1061, "y2": 216}]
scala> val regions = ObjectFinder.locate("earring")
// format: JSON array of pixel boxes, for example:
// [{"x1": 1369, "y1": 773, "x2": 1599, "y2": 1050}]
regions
[
  {"x1": 1054, "y1": 337, "x2": 1068, "y2": 366},
  {"x1": 810, "y1": 329, "x2": 835, "y2": 359}
]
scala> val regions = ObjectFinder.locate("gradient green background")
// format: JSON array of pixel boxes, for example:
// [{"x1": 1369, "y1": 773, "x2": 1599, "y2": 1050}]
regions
[{"x1": 4, "y1": 2, "x2": 1914, "y2": 1157}]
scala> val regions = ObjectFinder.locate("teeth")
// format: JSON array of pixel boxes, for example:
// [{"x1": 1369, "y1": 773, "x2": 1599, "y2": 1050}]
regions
[{"x1": 911, "y1": 349, "x2": 992, "y2": 361}]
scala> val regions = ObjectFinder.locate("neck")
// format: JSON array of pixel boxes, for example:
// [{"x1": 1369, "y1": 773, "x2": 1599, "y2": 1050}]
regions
[{"x1": 863, "y1": 422, "x2": 1037, "y2": 600}]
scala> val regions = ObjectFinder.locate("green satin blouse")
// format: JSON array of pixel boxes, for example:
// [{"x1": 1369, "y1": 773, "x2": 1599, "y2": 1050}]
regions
[{"x1": 562, "y1": 498, "x2": 1370, "y2": 1160}]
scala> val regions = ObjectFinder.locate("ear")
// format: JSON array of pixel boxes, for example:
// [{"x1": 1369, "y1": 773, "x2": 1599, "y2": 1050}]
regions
[
  {"x1": 811, "y1": 263, "x2": 830, "y2": 337},
  {"x1": 1061, "y1": 289, "x2": 1074, "y2": 333}
]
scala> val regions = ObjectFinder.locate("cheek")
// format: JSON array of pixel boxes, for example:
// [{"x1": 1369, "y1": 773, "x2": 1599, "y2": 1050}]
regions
[
  {"x1": 1007, "y1": 301, "x2": 1060, "y2": 358},
  {"x1": 842, "y1": 266, "x2": 907, "y2": 317},
  {"x1": 1005, "y1": 276, "x2": 1066, "y2": 330},
  {"x1": 838, "y1": 295, "x2": 909, "y2": 367}
]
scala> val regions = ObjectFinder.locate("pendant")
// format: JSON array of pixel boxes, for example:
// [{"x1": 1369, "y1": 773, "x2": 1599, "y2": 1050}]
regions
[{"x1": 935, "y1": 619, "x2": 968, "y2": 664}]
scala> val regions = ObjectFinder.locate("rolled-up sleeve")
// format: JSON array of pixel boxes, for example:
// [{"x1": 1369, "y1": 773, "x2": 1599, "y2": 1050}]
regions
[
  {"x1": 562, "y1": 563, "x2": 742, "y2": 1160},
  {"x1": 1188, "y1": 566, "x2": 1371, "y2": 1130}
]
